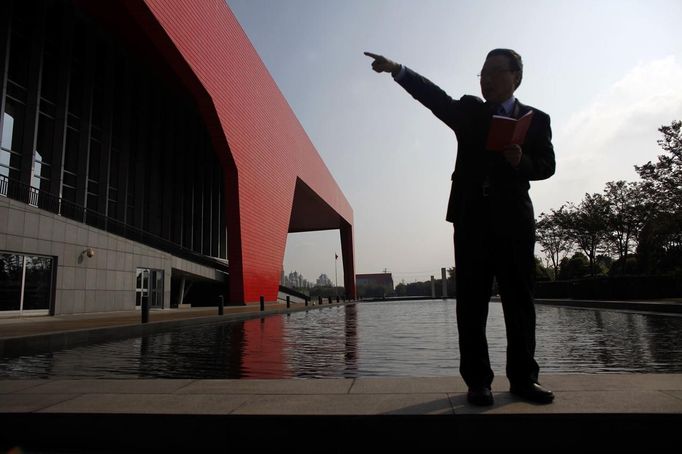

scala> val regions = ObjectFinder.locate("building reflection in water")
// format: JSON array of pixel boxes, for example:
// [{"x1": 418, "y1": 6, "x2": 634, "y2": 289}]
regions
[
  {"x1": 241, "y1": 316, "x2": 288, "y2": 378},
  {"x1": 1, "y1": 302, "x2": 682, "y2": 379},
  {"x1": 344, "y1": 303, "x2": 359, "y2": 375}
]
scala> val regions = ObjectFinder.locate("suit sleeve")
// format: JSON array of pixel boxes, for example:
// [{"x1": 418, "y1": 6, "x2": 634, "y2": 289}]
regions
[
  {"x1": 516, "y1": 111, "x2": 555, "y2": 181},
  {"x1": 394, "y1": 66, "x2": 467, "y2": 131}
]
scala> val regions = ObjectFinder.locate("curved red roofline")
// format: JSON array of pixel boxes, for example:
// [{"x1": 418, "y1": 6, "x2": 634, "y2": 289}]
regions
[{"x1": 118, "y1": 0, "x2": 355, "y2": 303}]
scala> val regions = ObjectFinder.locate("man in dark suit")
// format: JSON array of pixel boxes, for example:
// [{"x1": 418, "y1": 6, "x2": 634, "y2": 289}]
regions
[{"x1": 365, "y1": 49, "x2": 555, "y2": 405}]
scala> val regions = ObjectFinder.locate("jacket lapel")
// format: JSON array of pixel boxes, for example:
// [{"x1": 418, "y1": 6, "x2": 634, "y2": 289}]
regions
[{"x1": 514, "y1": 100, "x2": 532, "y2": 119}]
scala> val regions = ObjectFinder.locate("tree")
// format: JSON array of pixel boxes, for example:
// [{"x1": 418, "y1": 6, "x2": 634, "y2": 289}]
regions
[
  {"x1": 316, "y1": 273, "x2": 332, "y2": 287},
  {"x1": 558, "y1": 252, "x2": 590, "y2": 280},
  {"x1": 595, "y1": 254, "x2": 614, "y2": 275},
  {"x1": 635, "y1": 120, "x2": 682, "y2": 214},
  {"x1": 555, "y1": 194, "x2": 610, "y2": 276},
  {"x1": 637, "y1": 214, "x2": 682, "y2": 275},
  {"x1": 635, "y1": 121, "x2": 682, "y2": 274},
  {"x1": 602, "y1": 180, "x2": 653, "y2": 274},
  {"x1": 536, "y1": 207, "x2": 573, "y2": 280},
  {"x1": 535, "y1": 256, "x2": 553, "y2": 281}
]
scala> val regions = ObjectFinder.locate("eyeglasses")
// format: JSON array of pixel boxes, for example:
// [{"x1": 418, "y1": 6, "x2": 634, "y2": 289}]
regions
[{"x1": 477, "y1": 68, "x2": 514, "y2": 79}]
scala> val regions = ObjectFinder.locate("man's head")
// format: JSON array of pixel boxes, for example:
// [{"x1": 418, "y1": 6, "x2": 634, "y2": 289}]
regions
[{"x1": 479, "y1": 48, "x2": 523, "y2": 103}]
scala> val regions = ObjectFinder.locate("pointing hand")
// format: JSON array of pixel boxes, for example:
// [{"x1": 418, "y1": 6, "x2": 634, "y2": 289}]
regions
[{"x1": 364, "y1": 52, "x2": 401, "y2": 76}]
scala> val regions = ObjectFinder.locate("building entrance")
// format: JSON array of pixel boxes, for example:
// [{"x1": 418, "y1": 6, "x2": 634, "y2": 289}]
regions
[
  {"x1": 136, "y1": 268, "x2": 164, "y2": 309},
  {"x1": 0, "y1": 252, "x2": 54, "y2": 315}
]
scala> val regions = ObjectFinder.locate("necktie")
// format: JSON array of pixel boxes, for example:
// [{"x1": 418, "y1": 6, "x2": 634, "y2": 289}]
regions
[{"x1": 488, "y1": 102, "x2": 506, "y2": 116}]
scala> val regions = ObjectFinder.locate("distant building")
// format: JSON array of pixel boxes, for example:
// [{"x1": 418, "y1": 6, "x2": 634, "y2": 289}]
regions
[
  {"x1": 356, "y1": 273, "x2": 394, "y2": 296},
  {"x1": 316, "y1": 273, "x2": 332, "y2": 287}
]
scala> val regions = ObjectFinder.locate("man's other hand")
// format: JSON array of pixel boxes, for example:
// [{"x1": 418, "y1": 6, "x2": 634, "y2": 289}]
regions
[
  {"x1": 364, "y1": 52, "x2": 400, "y2": 75},
  {"x1": 502, "y1": 144, "x2": 523, "y2": 168}
]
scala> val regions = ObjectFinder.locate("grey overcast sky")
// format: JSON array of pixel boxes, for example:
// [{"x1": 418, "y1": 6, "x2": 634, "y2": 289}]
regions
[{"x1": 226, "y1": 0, "x2": 682, "y2": 285}]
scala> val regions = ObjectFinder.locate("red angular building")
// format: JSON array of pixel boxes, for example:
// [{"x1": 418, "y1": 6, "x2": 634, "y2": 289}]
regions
[{"x1": 0, "y1": 0, "x2": 355, "y2": 315}]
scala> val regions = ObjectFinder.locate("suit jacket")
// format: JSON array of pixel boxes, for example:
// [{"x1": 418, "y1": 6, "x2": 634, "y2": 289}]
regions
[{"x1": 396, "y1": 67, "x2": 555, "y2": 238}]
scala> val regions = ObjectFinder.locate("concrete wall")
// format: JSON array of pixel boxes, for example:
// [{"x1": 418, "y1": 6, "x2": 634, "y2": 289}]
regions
[{"x1": 0, "y1": 197, "x2": 224, "y2": 315}]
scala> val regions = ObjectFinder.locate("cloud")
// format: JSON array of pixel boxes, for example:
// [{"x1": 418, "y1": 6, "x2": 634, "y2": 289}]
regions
[{"x1": 534, "y1": 55, "x2": 682, "y2": 214}]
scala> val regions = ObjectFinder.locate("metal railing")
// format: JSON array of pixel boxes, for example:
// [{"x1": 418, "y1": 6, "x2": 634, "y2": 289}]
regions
[{"x1": 0, "y1": 174, "x2": 229, "y2": 273}]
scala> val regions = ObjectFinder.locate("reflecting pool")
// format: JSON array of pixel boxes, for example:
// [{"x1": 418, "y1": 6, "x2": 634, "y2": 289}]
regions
[{"x1": 2, "y1": 300, "x2": 681, "y2": 378}]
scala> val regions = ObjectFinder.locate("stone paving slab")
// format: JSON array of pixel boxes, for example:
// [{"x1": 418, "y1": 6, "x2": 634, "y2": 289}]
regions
[
  {"x1": 0, "y1": 379, "x2": 48, "y2": 393},
  {"x1": 540, "y1": 373, "x2": 682, "y2": 391},
  {"x1": 176, "y1": 378, "x2": 352, "y2": 395},
  {"x1": 2, "y1": 374, "x2": 681, "y2": 416},
  {"x1": 36, "y1": 393, "x2": 252, "y2": 415},
  {"x1": 662, "y1": 390, "x2": 682, "y2": 400},
  {"x1": 230, "y1": 393, "x2": 453, "y2": 415},
  {"x1": 0, "y1": 393, "x2": 78, "y2": 413},
  {"x1": 14, "y1": 379, "x2": 194, "y2": 394},
  {"x1": 349, "y1": 376, "x2": 467, "y2": 394},
  {"x1": 450, "y1": 390, "x2": 682, "y2": 414}
]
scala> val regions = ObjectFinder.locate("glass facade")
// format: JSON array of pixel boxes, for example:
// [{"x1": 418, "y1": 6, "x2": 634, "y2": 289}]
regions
[
  {"x1": 0, "y1": 0, "x2": 228, "y2": 262},
  {"x1": 0, "y1": 253, "x2": 54, "y2": 313}
]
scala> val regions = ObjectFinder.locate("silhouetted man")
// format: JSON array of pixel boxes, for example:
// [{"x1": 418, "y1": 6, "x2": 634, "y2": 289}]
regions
[{"x1": 365, "y1": 49, "x2": 555, "y2": 405}]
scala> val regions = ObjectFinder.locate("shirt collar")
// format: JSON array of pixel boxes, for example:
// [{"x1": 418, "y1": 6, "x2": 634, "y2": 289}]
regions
[{"x1": 500, "y1": 96, "x2": 516, "y2": 116}]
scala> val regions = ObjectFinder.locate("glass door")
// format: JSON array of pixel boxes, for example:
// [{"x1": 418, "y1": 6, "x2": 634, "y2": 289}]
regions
[
  {"x1": 136, "y1": 268, "x2": 149, "y2": 308},
  {"x1": 150, "y1": 269, "x2": 164, "y2": 309},
  {"x1": 136, "y1": 268, "x2": 163, "y2": 309},
  {"x1": 0, "y1": 252, "x2": 53, "y2": 315}
]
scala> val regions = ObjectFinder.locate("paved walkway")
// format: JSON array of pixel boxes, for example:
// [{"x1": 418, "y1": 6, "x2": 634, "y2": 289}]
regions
[
  {"x1": 2, "y1": 374, "x2": 681, "y2": 415},
  {"x1": 1, "y1": 374, "x2": 681, "y2": 450}
]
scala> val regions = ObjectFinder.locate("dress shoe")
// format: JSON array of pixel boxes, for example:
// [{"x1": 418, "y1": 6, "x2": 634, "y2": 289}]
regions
[
  {"x1": 467, "y1": 386, "x2": 494, "y2": 406},
  {"x1": 509, "y1": 382, "x2": 554, "y2": 404}
]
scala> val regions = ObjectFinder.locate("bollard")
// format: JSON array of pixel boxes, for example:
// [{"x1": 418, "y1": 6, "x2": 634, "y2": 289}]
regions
[
  {"x1": 260, "y1": 296, "x2": 265, "y2": 311},
  {"x1": 286, "y1": 295, "x2": 290, "y2": 309},
  {"x1": 141, "y1": 297, "x2": 149, "y2": 324},
  {"x1": 328, "y1": 296, "x2": 332, "y2": 305},
  {"x1": 218, "y1": 295, "x2": 224, "y2": 315},
  {"x1": 441, "y1": 267, "x2": 448, "y2": 299},
  {"x1": 336, "y1": 296, "x2": 340, "y2": 303},
  {"x1": 305, "y1": 297, "x2": 308, "y2": 307},
  {"x1": 318, "y1": 296, "x2": 322, "y2": 306}
]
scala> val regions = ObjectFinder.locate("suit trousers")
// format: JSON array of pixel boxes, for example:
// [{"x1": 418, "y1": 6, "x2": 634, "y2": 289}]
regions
[{"x1": 453, "y1": 196, "x2": 539, "y2": 389}]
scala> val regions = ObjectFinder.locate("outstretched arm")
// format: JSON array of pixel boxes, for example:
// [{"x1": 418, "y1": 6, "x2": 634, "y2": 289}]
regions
[{"x1": 364, "y1": 51, "x2": 465, "y2": 131}]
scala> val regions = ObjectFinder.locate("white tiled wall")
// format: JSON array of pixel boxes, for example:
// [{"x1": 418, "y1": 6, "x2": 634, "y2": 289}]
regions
[{"x1": 0, "y1": 197, "x2": 223, "y2": 315}]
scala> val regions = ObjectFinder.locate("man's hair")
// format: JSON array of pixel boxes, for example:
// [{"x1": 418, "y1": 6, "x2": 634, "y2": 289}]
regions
[{"x1": 487, "y1": 48, "x2": 523, "y2": 88}]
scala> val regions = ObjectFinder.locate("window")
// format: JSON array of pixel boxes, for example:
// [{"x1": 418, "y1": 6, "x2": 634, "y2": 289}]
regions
[{"x1": 1, "y1": 105, "x2": 25, "y2": 183}]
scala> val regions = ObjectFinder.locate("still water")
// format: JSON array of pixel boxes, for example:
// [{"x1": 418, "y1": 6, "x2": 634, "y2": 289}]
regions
[{"x1": 2, "y1": 300, "x2": 682, "y2": 379}]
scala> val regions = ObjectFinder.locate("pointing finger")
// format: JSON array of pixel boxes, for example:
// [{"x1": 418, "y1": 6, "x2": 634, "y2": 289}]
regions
[{"x1": 364, "y1": 51, "x2": 381, "y2": 59}]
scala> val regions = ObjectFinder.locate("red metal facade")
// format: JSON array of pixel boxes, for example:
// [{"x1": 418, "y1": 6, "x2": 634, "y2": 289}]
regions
[{"x1": 122, "y1": 0, "x2": 355, "y2": 303}]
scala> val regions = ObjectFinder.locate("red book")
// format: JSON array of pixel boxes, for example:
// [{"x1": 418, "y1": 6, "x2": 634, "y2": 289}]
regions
[{"x1": 486, "y1": 110, "x2": 534, "y2": 151}]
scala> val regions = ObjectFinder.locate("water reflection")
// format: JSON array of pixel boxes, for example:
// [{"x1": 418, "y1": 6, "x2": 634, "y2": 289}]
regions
[{"x1": 1, "y1": 301, "x2": 681, "y2": 379}]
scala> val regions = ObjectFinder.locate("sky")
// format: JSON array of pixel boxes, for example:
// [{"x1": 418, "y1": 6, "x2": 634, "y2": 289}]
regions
[{"x1": 226, "y1": 0, "x2": 682, "y2": 285}]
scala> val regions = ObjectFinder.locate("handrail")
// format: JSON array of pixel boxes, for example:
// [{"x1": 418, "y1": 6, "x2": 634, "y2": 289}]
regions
[{"x1": 0, "y1": 174, "x2": 229, "y2": 272}]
